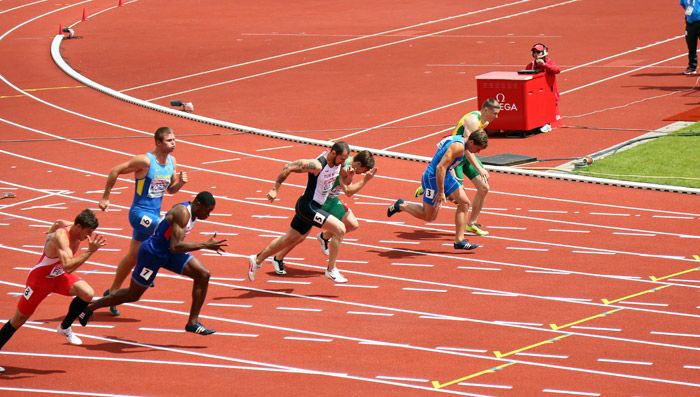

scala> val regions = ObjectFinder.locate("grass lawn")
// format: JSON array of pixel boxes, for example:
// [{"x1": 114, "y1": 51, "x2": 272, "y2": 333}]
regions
[{"x1": 572, "y1": 123, "x2": 700, "y2": 189}]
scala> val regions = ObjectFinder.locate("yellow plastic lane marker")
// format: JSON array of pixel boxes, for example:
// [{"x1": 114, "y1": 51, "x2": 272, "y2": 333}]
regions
[
  {"x1": 431, "y1": 361, "x2": 517, "y2": 389},
  {"x1": 601, "y1": 284, "x2": 672, "y2": 305},
  {"x1": 430, "y1": 256, "x2": 697, "y2": 391},
  {"x1": 549, "y1": 307, "x2": 624, "y2": 330},
  {"x1": 493, "y1": 333, "x2": 572, "y2": 358},
  {"x1": 649, "y1": 255, "x2": 700, "y2": 281}
]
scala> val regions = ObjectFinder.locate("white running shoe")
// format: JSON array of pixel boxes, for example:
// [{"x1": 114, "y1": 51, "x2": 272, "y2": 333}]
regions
[
  {"x1": 0, "y1": 365, "x2": 5, "y2": 373},
  {"x1": 316, "y1": 232, "x2": 330, "y2": 256},
  {"x1": 271, "y1": 257, "x2": 287, "y2": 275},
  {"x1": 325, "y1": 268, "x2": 347, "y2": 283},
  {"x1": 248, "y1": 255, "x2": 259, "y2": 281},
  {"x1": 57, "y1": 325, "x2": 82, "y2": 345}
]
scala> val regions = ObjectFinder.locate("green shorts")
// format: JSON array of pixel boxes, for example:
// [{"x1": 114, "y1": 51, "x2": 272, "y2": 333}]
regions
[
  {"x1": 462, "y1": 157, "x2": 484, "y2": 181},
  {"x1": 321, "y1": 197, "x2": 349, "y2": 220}
]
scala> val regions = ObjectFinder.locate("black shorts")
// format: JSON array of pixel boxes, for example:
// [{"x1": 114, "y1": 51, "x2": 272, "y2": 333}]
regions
[{"x1": 290, "y1": 197, "x2": 330, "y2": 235}]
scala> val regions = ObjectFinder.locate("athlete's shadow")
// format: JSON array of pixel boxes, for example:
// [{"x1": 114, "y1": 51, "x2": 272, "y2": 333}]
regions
[
  {"x1": 394, "y1": 229, "x2": 453, "y2": 241},
  {"x1": 221, "y1": 288, "x2": 337, "y2": 300},
  {"x1": 372, "y1": 229, "x2": 479, "y2": 259},
  {"x1": 218, "y1": 288, "x2": 293, "y2": 300},
  {"x1": 368, "y1": 248, "x2": 442, "y2": 260},
  {"x1": 271, "y1": 267, "x2": 323, "y2": 280},
  {"x1": 80, "y1": 339, "x2": 156, "y2": 354},
  {"x1": 83, "y1": 338, "x2": 210, "y2": 353},
  {"x1": 0, "y1": 366, "x2": 65, "y2": 379},
  {"x1": 38, "y1": 314, "x2": 141, "y2": 325}
]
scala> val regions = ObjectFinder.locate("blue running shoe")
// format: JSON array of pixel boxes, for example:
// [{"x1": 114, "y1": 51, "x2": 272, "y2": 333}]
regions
[{"x1": 103, "y1": 289, "x2": 120, "y2": 316}]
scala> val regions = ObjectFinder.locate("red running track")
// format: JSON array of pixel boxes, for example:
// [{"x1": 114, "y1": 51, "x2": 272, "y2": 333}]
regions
[{"x1": 0, "y1": 1, "x2": 699, "y2": 396}]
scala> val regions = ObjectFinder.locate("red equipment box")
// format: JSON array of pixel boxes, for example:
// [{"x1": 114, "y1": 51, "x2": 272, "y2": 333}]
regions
[{"x1": 476, "y1": 71, "x2": 559, "y2": 131}]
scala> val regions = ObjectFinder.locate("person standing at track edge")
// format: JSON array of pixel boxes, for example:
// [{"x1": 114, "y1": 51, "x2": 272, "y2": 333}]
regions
[
  {"x1": 388, "y1": 130, "x2": 488, "y2": 251},
  {"x1": 525, "y1": 43, "x2": 561, "y2": 132},
  {"x1": 0, "y1": 209, "x2": 107, "y2": 373},
  {"x1": 682, "y1": 0, "x2": 700, "y2": 74},
  {"x1": 415, "y1": 99, "x2": 499, "y2": 236},
  {"x1": 248, "y1": 141, "x2": 352, "y2": 283},
  {"x1": 79, "y1": 191, "x2": 227, "y2": 336},
  {"x1": 99, "y1": 127, "x2": 187, "y2": 316}
]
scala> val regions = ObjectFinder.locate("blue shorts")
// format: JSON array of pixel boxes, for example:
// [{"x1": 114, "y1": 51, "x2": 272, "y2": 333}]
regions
[
  {"x1": 128, "y1": 208, "x2": 162, "y2": 242},
  {"x1": 421, "y1": 171, "x2": 461, "y2": 206},
  {"x1": 132, "y1": 247, "x2": 193, "y2": 287}
]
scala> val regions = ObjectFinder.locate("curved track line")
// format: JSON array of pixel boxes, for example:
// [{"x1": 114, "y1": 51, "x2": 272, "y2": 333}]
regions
[
  {"x1": 145, "y1": 1, "x2": 576, "y2": 101},
  {"x1": 122, "y1": 0, "x2": 536, "y2": 93}
]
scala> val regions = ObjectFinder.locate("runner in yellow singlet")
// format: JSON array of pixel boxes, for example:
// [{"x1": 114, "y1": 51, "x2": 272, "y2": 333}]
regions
[{"x1": 415, "y1": 98, "x2": 500, "y2": 236}]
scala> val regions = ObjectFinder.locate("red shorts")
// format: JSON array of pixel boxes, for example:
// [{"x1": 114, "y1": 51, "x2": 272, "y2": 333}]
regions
[{"x1": 17, "y1": 272, "x2": 82, "y2": 316}]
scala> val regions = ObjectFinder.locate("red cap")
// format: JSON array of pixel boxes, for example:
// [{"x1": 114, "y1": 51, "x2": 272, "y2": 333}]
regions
[{"x1": 532, "y1": 44, "x2": 546, "y2": 52}]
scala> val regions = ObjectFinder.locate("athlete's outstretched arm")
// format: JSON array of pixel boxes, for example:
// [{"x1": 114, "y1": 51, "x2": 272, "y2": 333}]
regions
[
  {"x1": 99, "y1": 154, "x2": 150, "y2": 211},
  {"x1": 266, "y1": 158, "x2": 321, "y2": 202},
  {"x1": 168, "y1": 206, "x2": 227, "y2": 254}
]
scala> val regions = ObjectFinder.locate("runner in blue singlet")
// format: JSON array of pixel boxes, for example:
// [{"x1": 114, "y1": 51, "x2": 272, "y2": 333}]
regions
[
  {"x1": 80, "y1": 192, "x2": 226, "y2": 336},
  {"x1": 98, "y1": 127, "x2": 188, "y2": 316},
  {"x1": 387, "y1": 134, "x2": 481, "y2": 250}
]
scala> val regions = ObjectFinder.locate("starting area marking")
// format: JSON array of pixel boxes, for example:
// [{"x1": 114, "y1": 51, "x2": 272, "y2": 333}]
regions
[{"x1": 430, "y1": 254, "x2": 699, "y2": 390}]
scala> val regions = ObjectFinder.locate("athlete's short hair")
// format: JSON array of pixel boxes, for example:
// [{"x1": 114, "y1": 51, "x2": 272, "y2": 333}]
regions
[
  {"x1": 194, "y1": 191, "x2": 216, "y2": 207},
  {"x1": 468, "y1": 129, "x2": 489, "y2": 149},
  {"x1": 74, "y1": 209, "x2": 99, "y2": 229},
  {"x1": 353, "y1": 150, "x2": 375, "y2": 169},
  {"x1": 154, "y1": 127, "x2": 174, "y2": 143},
  {"x1": 330, "y1": 141, "x2": 350, "y2": 156},
  {"x1": 481, "y1": 98, "x2": 500, "y2": 111}
]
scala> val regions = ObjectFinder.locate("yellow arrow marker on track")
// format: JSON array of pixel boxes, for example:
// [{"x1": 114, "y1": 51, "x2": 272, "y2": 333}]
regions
[
  {"x1": 601, "y1": 284, "x2": 672, "y2": 305},
  {"x1": 649, "y1": 255, "x2": 700, "y2": 281},
  {"x1": 493, "y1": 333, "x2": 572, "y2": 358},
  {"x1": 431, "y1": 361, "x2": 517, "y2": 389},
  {"x1": 549, "y1": 307, "x2": 624, "y2": 330}
]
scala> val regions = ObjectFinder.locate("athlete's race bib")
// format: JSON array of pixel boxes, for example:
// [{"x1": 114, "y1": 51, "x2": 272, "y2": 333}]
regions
[
  {"x1": 313, "y1": 212, "x2": 327, "y2": 225},
  {"x1": 47, "y1": 263, "x2": 65, "y2": 278},
  {"x1": 23, "y1": 286, "x2": 33, "y2": 300},
  {"x1": 140, "y1": 214, "x2": 154, "y2": 228},
  {"x1": 147, "y1": 178, "x2": 170, "y2": 198}
]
